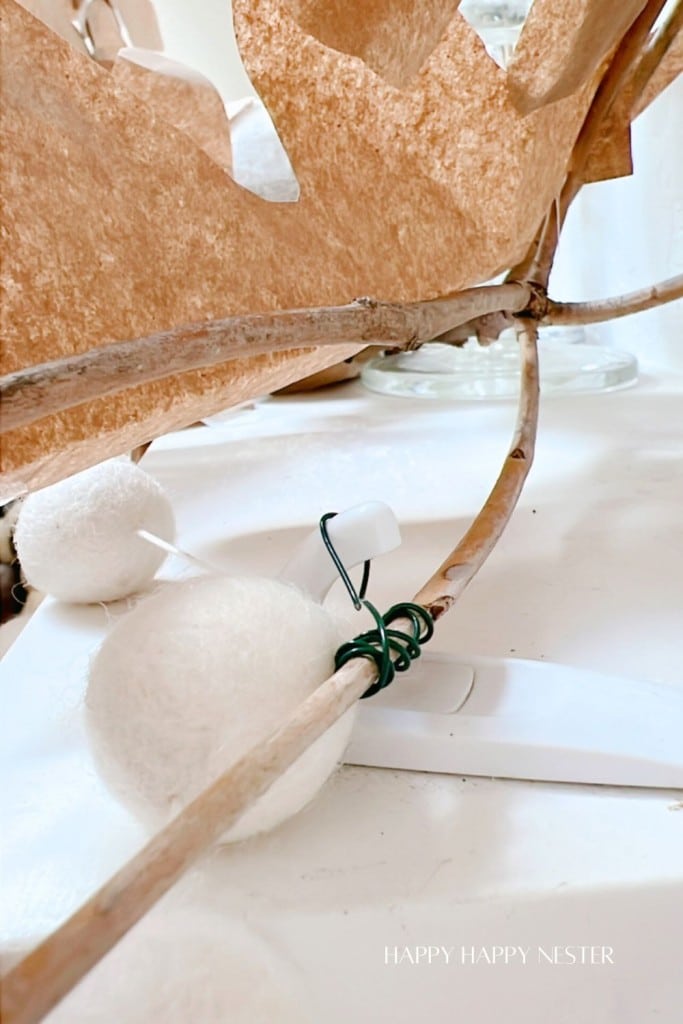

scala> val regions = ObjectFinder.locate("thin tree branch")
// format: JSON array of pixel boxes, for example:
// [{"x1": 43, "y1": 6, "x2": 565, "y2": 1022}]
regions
[
  {"x1": 0, "y1": 324, "x2": 541, "y2": 1024},
  {"x1": 437, "y1": 272, "x2": 683, "y2": 343},
  {"x1": 629, "y1": 0, "x2": 683, "y2": 116},
  {"x1": 415, "y1": 320, "x2": 540, "y2": 616},
  {"x1": 0, "y1": 655, "x2": 373, "y2": 1024},
  {"x1": 510, "y1": 0, "x2": 669, "y2": 287},
  {"x1": 0, "y1": 283, "x2": 531, "y2": 435},
  {"x1": 564, "y1": 0, "x2": 668, "y2": 200},
  {"x1": 130, "y1": 441, "x2": 153, "y2": 464},
  {"x1": 0, "y1": 0, "x2": 674, "y2": 1016},
  {"x1": 544, "y1": 273, "x2": 683, "y2": 326}
]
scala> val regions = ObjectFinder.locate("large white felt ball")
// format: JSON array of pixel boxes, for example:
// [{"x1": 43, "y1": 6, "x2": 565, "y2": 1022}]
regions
[
  {"x1": 44, "y1": 906, "x2": 313, "y2": 1024},
  {"x1": 86, "y1": 575, "x2": 356, "y2": 842},
  {"x1": 14, "y1": 460, "x2": 175, "y2": 603}
]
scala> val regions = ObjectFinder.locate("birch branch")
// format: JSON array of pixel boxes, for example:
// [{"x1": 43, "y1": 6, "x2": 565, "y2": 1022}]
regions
[
  {"x1": 0, "y1": 325, "x2": 540, "y2": 1024},
  {"x1": 415, "y1": 321, "x2": 540, "y2": 616},
  {"x1": 564, "y1": 0, "x2": 668, "y2": 198},
  {"x1": 629, "y1": 0, "x2": 683, "y2": 116},
  {"x1": 510, "y1": 0, "x2": 669, "y2": 287},
  {"x1": 544, "y1": 273, "x2": 683, "y2": 325},
  {"x1": 0, "y1": 283, "x2": 531, "y2": 435}
]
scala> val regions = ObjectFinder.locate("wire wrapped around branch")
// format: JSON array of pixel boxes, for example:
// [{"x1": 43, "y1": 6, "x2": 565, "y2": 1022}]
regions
[
  {"x1": 335, "y1": 601, "x2": 434, "y2": 698},
  {"x1": 0, "y1": 323, "x2": 542, "y2": 1024}
]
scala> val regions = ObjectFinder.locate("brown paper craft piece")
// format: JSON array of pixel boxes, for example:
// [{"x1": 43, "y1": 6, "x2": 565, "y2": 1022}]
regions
[
  {"x1": 289, "y1": 0, "x2": 463, "y2": 89},
  {"x1": 112, "y1": 49, "x2": 233, "y2": 174},
  {"x1": 507, "y1": 0, "x2": 648, "y2": 113},
  {"x1": 2, "y1": 0, "x2": 600, "y2": 495},
  {"x1": 584, "y1": 122, "x2": 633, "y2": 183},
  {"x1": 632, "y1": 20, "x2": 683, "y2": 117},
  {"x1": 581, "y1": 6, "x2": 682, "y2": 184},
  {"x1": 16, "y1": 0, "x2": 162, "y2": 61}
]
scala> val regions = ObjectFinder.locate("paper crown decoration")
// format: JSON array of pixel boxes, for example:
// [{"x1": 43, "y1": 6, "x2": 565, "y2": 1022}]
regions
[
  {"x1": 2, "y1": 7, "x2": 682, "y2": 1021},
  {"x1": 1, "y1": 0, "x2": 681, "y2": 497}
]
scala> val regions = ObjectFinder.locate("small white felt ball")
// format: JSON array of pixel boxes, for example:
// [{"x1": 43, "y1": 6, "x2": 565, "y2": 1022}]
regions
[
  {"x1": 44, "y1": 905, "x2": 313, "y2": 1024},
  {"x1": 14, "y1": 460, "x2": 175, "y2": 603},
  {"x1": 86, "y1": 575, "x2": 356, "y2": 842}
]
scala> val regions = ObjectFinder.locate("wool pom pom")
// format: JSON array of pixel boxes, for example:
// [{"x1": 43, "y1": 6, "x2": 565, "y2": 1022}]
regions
[
  {"x1": 43, "y1": 905, "x2": 312, "y2": 1023},
  {"x1": 86, "y1": 575, "x2": 355, "y2": 842},
  {"x1": 14, "y1": 460, "x2": 175, "y2": 603}
]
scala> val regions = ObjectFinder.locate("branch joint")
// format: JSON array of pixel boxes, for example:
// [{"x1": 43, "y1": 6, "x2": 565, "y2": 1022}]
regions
[{"x1": 514, "y1": 281, "x2": 549, "y2": 322}]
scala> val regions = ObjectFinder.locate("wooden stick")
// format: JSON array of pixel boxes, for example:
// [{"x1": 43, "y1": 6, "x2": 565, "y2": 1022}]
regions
[
  {"x1": 545, "y1": 273, "x2": 683, "y2": 326},
  {"x1": 534, "y1": 0, "x2": 668, "y2": 286},
  {"x1": 129, "y1": 441, "x2": 153, "y2": 464},
  {"x1": 629, "y1": 0, "x2": 683, "y2": 116},
  {"x1": 0, "y1": 284, "x2": 531, "y2": 434},
  {"x1": 0, "y1": 327, "x2": 541, "y2": 1024},
  {"x1": 435, "y1": 269, "x2": 683, "y2": 343},
  {"x1": 562, "y1": 1, "x2": 668, "y2": 199},
  {"x1": 415, "y1": 321, "x2": 540, "y2": 617},
  {"x1": 597, "y1": 0, "x2": 683, "y2": 137},
  {"x1": 0, "y1": 658, "x2": 375, "y2": 1024}
]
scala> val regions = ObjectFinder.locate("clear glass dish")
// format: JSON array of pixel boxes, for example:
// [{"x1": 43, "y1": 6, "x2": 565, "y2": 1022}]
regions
[{"x1": 361, "y1": 333, "x2": 638, "y2": 401}]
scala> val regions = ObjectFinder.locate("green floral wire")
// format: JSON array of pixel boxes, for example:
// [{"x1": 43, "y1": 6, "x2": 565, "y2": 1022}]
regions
[
  {"x1": 319, "y1": 514, "x2": 434, "y2": 698},
  {"x1": 319, "y1": 512, "x2": 370, "y2": 609}
]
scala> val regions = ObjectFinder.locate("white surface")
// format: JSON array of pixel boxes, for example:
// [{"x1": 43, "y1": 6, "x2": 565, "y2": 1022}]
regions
[
  {"x1": 3, "y1": 375, "x2": 683, "y2": 1021},
  {"x1": 152, "y1": 0, "x2": 255, "y2": 103},
  {"x1": 349, "y1": 654, "x2": 683, "y2": 787}
]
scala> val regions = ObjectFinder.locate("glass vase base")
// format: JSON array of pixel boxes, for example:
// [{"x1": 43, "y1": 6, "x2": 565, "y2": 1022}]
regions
[{"x1": 361, "y1": 337, "x2": 638, "y2": 401}]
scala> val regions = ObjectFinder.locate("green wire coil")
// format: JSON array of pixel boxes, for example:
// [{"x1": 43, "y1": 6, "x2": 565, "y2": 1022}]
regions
[
  {"x1": 319, "y1": 513, "x2": 434, "y2": 699},
  {"x1": 334, "y1": 600, "x2": 434, "y2": 699}
]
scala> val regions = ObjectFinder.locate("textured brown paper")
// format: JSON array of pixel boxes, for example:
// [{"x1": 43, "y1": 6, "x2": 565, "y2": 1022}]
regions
[
  {"x1": 583, "y1": 13, "x2": 683, "y2": 184},
  {"x1": 2, "y1": 0, "x2": 598, "y2": 493},
  {"x1": 112, "y1": 49, "x2": 233, "y2": 174},
  {"x1": 584, "y1": 123, "x2": 633, "y2": 183},
  {"x1": 632, "y1": 29, "x2": 683, "y2": 118},
  {"x1": 16, "y1": 0, "x2": 162, "y2": 60},
  {"x1": 507, "y1": 0, "x2": 647, "y2": 113},
  {"x1": 234, "y1": 0, "x2": 594, "y2": 269}
]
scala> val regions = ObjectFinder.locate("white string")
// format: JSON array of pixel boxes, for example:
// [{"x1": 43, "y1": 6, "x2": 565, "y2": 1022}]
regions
[{"x1": 136, "y1": 530, "x2": 218, "y2": 574}]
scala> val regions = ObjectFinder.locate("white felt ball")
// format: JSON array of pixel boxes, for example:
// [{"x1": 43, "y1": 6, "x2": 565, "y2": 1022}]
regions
[
  {"x1": 14, "y1": 460, "x2": 175, "y2": 603},
  {"x1": 44, "y1": 905, "x2": 313, "y2": 1024},
  {"x1": 86, "y1": 575, "x2": 356, "y2": 842}
]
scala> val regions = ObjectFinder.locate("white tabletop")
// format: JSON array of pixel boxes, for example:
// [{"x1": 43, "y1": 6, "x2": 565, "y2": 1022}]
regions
[{"x1": 2, "y1": 368, "x2": 683, "y2": 1022}]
